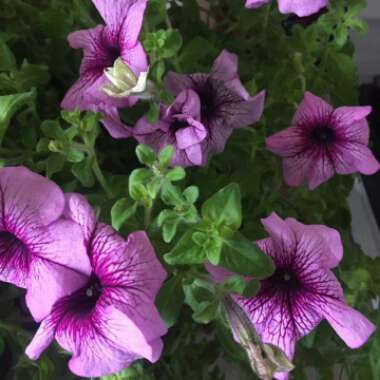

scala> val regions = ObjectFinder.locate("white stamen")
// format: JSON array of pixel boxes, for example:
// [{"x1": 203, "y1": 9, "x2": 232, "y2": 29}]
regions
[{"x1": 86, "y1": 288, "x2": 94, "y2": 297}]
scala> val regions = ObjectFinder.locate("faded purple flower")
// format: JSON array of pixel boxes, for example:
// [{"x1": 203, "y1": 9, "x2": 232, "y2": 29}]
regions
[
  {"x1": 26, "y1": 193, "x2": 167, "y2": 378},
  {"x1": 208, "y1": 212, "x2": 376, "y2": 380},
  {"x1": 134, "y1": 89, "x2": 208, "y2": 167},
  {"x1": 0, "y1": 166, "x2": 89, "y2": 322},
  {"x1": 164, "y1": 50, "x2": 265, "y2": 157},
  {"x1": 245, "y1": 0, "x2": 328, "y2": 17},
  {"x1": 266, "y1": 92, "x2": 380, "y2": 190},
  {"x1": 61, "y1": 0, "x2": 148, "y2": 138}
]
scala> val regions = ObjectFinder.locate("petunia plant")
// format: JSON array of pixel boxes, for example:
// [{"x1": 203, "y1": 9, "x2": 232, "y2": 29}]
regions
[{"x1": 0, "y1": 0, "x2": 379, "y2": 379}]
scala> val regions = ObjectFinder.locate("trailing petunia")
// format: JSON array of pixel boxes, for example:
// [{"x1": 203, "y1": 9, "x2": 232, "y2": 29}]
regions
[
  {"x1": 134, "y1": 89, "x2": 208, "y2": 167},
  {"x1": 26, "y1": 193, "x2": 167, "y2": 378},
  {"x1": 266, "y1": 91, "x2": 380, "y2": 190},
  {"x1": 0, "y1": 166, "x2": 89, "y2": 322},
  {"x1": 207, "y1": 212, "x2": 376, "y2": 380},
  {"x1": 164, "y1": 50, "x2": 265, "y2": 158},
  {"x1": 245, "y1": 0, "x2": 328, "y2": 17},
  {"x1": 61, "y1": 0, "x2": 148, "y2": 139}
]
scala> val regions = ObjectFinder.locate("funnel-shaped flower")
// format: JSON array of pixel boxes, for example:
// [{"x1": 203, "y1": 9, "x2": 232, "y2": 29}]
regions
[
  {"x1": 134, "y1": 89, "x2": 208, "y2": 167},
  {"x1": 0, "y1": 167, "x2": 89, "y2": 322},
  {"x1": 266, "y1": 92, "x2": 380, "y2": 190},
  {"x1": 208, "y1": 213, "x2": 375, "y2": 380},
  {"x1": 245, "y1": 0, "x2": 328, "y2": 17},
  {"x1": 61, "y1": 0, "x2": 148, "y2": 139},
  {"x1": 165, "y1": 50, "x2": 265, "y2": 157},
  {"x1": 26, "y1": 194, "x2": 167, "y2": 378}
]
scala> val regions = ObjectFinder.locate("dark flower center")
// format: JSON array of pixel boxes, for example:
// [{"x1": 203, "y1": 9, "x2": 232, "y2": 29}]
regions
[
  {"x1": 84, "y1": 274, "x2": 103, "y2": 304},
  {"x1": 270, "y1": 267, "x2": 300, "y2": 293},
  {"x1": 0, "y1": 231, "x2": 30, "y2": 272},
  {"x1": 106, "y1": 45, "x2": 121, "y2": 66},
  {"x1": 170, "y1": 119, "x2": 188, "y2": 133},
  {"x1": 309, "y1": 125, "x2": 335, "y2": 145}
]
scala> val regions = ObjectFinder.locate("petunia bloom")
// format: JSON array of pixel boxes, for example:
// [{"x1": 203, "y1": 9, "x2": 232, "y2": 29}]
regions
[
  {"x1": 0, "y1": 166, "x2": 89, "y2": 322},
  {"x1": 266, "y1": 92, "x2": 380, "y2": 190},
  {"x1": 134, "y1": 89, "x2": 208, "y2": 167},
  {"x1": 26, "y1": 193, "x2": 167, "y2": 378},
  {"x1": 245, "y1": 0, "x2": 328, "y2": 17},
  {"x1": 61, "y1": 0, "x2": 148, "y2": 139},
  {"x1": 164, "y1": 50, "x2": 265, "y2": 157},
  {"x1": 207, "y1": 213, "x2": 376, "y2": 380}
]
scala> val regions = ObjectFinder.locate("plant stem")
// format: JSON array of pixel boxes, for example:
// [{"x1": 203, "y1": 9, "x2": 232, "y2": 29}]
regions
[{"x1": 91, "y1": 154, "x2": 113, "y2": 199}]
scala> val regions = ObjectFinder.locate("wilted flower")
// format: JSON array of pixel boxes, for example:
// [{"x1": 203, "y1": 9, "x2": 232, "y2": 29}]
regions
[
  {"x1": 134, "y1": 89, "x2": 208, "y2": 167},
  {"x1": 26, "y1": 194, "x2": 167, "y2": 377},
  {"x1": 61, "y1": 0, "x2": 148, "y2": 138},
  {"x1": 245, "y1": 0, "x2": 328, "y2": 17},
  {"x1": 165, "y1": 50, "x2": 265, "y2": 157},
  {"x1": 0, "y1": 166, "x2": 89, "y2": 322},
  {"x1": 266, "y1": 92, "x2": 380, "y2": 190},
  {"x1": 208, "y1": 212, "x2": 376, "y2": 380}
]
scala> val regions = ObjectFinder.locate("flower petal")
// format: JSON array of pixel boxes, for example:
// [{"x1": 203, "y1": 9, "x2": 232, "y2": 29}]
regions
[
  {"x1": 121, "y1": 42, "x2": 148, "y2": 77},
  {"x1": 307, "y1": 154, "x2": 335, "y2": 190},
  {"x1": 164, "y1": 72, "x2": 194, "y2": 96},
  {"x1": 0, "y1": 166, "x2": 65, "y2": 227},
  {"x1": 285, "y1": 218, "x2": 343, "y2": 269},
  {"x1": 64, "y1": 193, "x2": 97, "y2": 244},
  {"x1": 185, "y1": 144, "x2": 204, "y2": 166},
  {"x1": 321, "y1": 298, "x2": 376, "y2": 348},
  {"x1": 25, "y1": 318, "x2": 56, "y2": 360},
  {"x1": 278, "y1": 0, "x2": 328, "y2": 17},
  {"x1": 98, "y1": 105, "x2": 133, "y2": 139},
  {"x1": 245, "y1": 0, "x2": 271, "y2": 9},
  {"x1": 333, "y1": 106, "x2": 372, "y2": 130},
  {"x1": 266, "y1": 126, "x2": 305, "y2": 157},
  {"x1": 293, "y1": 92, "x2": 333, "y2": 129},
  {"x1": 168, "y1": 89, "x2": 201, "y2": 119},
  {"x1": 282, "y1": 155, "x2": 311, "y2": 188},
  {"x1": 175, "y1": 121, "x2": 207, "y2": 149}
]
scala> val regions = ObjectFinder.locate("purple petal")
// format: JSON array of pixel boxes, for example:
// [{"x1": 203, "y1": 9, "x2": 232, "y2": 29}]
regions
[
  {"x1": 64, "y1": 193, "x2": 97, "y2": 244},
  {"x1": 266, "y1": 126, "x2": 305, "y2": 157},
  {"x1": 168, "y1": 89, "x2": 201, "y2": 120},
  {"x1": 205, "y1": 262, "x2": 234, "y2": 283},
  {"x1": 321, "y1": 298, "x2": 375, "y2": 348},
  {"x1": 97, "y1": 105, "x2": 133, "y2": 139},
  {"x1": 293, "y1": 92, "x2": 333, "y2": 129},
  {"x1": 164, "y1": 72, "x2": 194, "y2": 96},
  {"x1": 120, "y1": 42, "x2": 148, "y2": 77},
  {"x1": 260, "y1": 213, "x2": 296, "y2": 257},
  {"x1": 175, "y1": 121, "x2": 207, "y2": 149},
  {"x1": 285, "y1": 218, "x2": 343, "y2": 268},
  {"x1": 92, "y1": 0, "x2": 147, "y2": 48},
  {"x1": 307, "y1": 154, "x2": 335, "y2": 190},
  {"x1": 211, "y1": 49, "x2": 250, "y2": 100},
  {"x1": 25, "y1": 318, "x2": 56, "y2": 360},
  {"x1": 282, "y1": 154, "x2": 311, "y2": 188},
  {"x1": 245, "y1": 0, "x2": 270, "y2": 9},
  {"x1": 184, "y1": 144, "x2": 204, "y2": 166},
  {"x1": 0, "y1": 166, "x2": 64, "y2": 227},
  {"x1": 278, "y1": 0, "x2": 328, "y2": 16},
  {"x1": 26, "y1": 256, "x2": 88, "y2": 322},
  {"x1": 333, "y1": 106, "x2": 372, "y2": 130}
]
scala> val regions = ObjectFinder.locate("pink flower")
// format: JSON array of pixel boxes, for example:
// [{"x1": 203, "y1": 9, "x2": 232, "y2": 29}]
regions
[
  {"x1": 134, "y1": 89, "x2": 208, "y2": 167},
  {"x1": 26, "y1": 194, "x2": 167, "y2": 378},
  {"x1": 208, "y1": 213, "x2": 376, "y2": 379},
  {"x1": 245, "y1": 0, "x2": 328, "y2": 17},
  {"x1": 61, "y1": 0, "x2": 148, "y2": 138},
  {"x1": 266, "y1": 92, "x2": 380, "y2": 190},
  {"x1": 0, "y1": 166, "x2": 89, "y2": 322},
  {"x1": 165, "y1": 50, "x2": 265, "y2": 157}
]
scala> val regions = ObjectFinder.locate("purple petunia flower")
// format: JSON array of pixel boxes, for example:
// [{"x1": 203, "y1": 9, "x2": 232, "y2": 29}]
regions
[
  {"x1": 266, "y1": 92, "x2": 380, "y2": 190},
  {"x1": 61, "y1": 0, "x2": 148, "y2": 139},
  {"x1": 134, "y1": 89, "x2": 208, "y2": 167},
  {"x1": 26, "y1": 193, "x2": 167, "y2": 378},
  {"x1": 207, "y1": 212, "x2": 376, "y2": 380},
  {"x1": 245, "y1": 0, "x2": 328, "y2": 17},
  {"x1": 164, "y1": 50, "x2": 265, "y2": 157},
  {"x1": 0, "y1": 166, "x2": 89, "y2": 322}
]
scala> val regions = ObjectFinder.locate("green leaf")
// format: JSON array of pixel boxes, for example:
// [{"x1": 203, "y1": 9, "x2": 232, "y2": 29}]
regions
[
  {"x1": 222, "y1": 275, "x2": 247, "y2": 295},
  {"x1": 183, "y1": 186, "x2": 199, "y2": 204},
  {"x1": 192, "y1": 300, "x2": 220, "y2": 324},
  {"x1": 162, "y1": 218, "x2": 180, "y2": 243},
  {"x1": 242, "y1": 279, "x2": 261, "y2": 298},
  {"x1": 201, "y1": 183, "x2": 242, "y2": 230},
  {"x1": 0, "y1": 38, "x2": 16, "y2": 71},
  {"x1": 220, "y1": 234, "x2": 274, "y2": 278},
  {"x1": 164, "y1": 230, "x2": 206, "y2": 265},
  {"x1": 46, "y1": 154, "x2": 65, "y2": 178},
  {"x1": 159, "y1": 145, "x2": 174, "y2": 168},
  {"x1": 111, "y1": 198, "x2": 137, "y2": 231},
  {"x1": 136, "y1": 144, "x2": 156, "y2": 166},
  {"x1": 156, "y1": 275, "x2": 184, "y2": 328},
  {"x1": 0, "y1": 89, "x2": 35, "y2": 143},
  {"x1": 71, "y1": 159, "x2": 95, "y2": 187},
  {"x1": 166, "y1": 166, "x2": 186, "y2": 182}
]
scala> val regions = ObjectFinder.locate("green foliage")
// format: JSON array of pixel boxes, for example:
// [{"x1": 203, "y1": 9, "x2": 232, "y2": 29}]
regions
[{"x1": 0, "y1": 0, "x2": 378, "y2": 379}]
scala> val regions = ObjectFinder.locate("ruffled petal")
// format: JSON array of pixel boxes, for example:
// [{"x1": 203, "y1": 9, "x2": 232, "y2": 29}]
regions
[
  {"x1": 175, "y1": 121, "x2": 207, "y2": 149},
  {"x1": 321, "y1": 298, "x2": 376, "y2": 348},
  {"x1": 278, "y1": 0, "x2": 328, "y2": 17},
  {"x1": 184, "y1": 144, "x2": 204, "y2": 166},
  {"x1": 168, "y1": 89, "x2": 201, "y2": 119}
]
